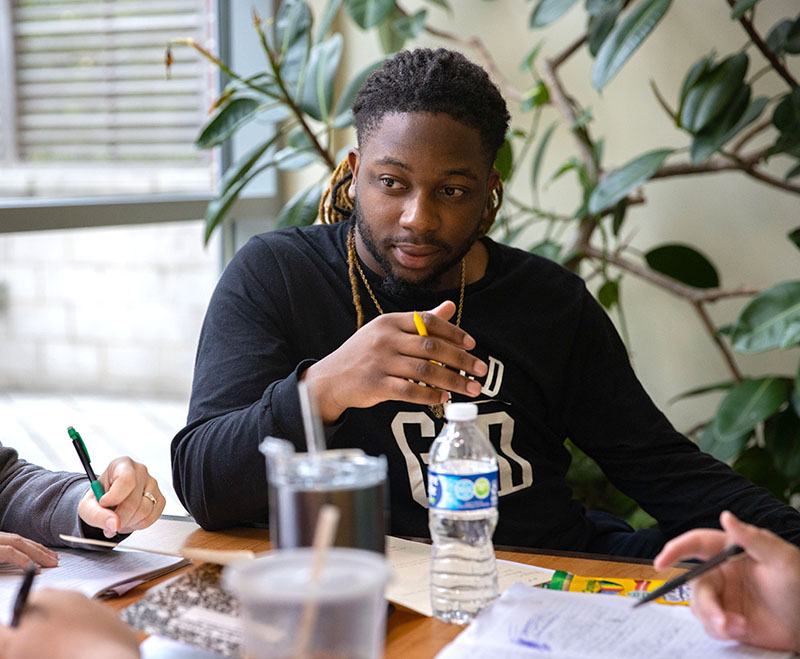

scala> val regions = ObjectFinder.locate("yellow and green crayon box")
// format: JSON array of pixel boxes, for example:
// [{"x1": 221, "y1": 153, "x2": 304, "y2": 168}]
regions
[{"x1": 544, "y1": 570, "x2": 691, "y2": 606}]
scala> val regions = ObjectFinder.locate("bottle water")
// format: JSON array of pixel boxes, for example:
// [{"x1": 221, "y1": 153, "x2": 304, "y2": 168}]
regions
[{"x1": 428, "y1": 402, "x2": 498, "y2": 625}]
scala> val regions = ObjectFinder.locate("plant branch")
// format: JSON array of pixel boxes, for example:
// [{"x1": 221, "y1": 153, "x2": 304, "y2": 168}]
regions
[
  {"x1": 582, "y1": 244, "x2": 761, "y2": 303},
  {"x1": 692, "y1": 300, "x2": 744, "y2": 382},
  {"x1": 402, "y1": 6, "x2": 524, "y2": 102},
  {"x1": 726, "y1": 0, "x2": 798, "y2": 88},
  {"x1": 582, "y1": 244, "x2": 755, "y2": 382},
  {"x1": 731, "y1": 118, "x2": 772, "y2": 154},
  {"x1": 650, "y1": 79, "x2": 677, "y2": 120},
  {"x1": 650, "y1": 149, "x2": 800, "y2": 194},
  {"x1": 539, "y1": 59, "x2": 598, "y2": 182},
  {"x1": 255, "y1": 20, "x2": 336, "y2": 170},
  {"x1": 551, "y1": 33, "x2": 587, "y2": 70}
]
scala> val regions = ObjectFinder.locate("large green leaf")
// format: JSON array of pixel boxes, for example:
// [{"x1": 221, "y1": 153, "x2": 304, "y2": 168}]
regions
[
  {"x1": 277, "y1": 184, "x2": 324, "y2": 227},
  {"x1": 204, "y1": 161, "x2": 276, "y2": 243},
  {"x1": 788, "y1": 17, "x2": 800, "y2": 54},
  {"x1": 196, "y1": 98, "x2": 260, "y2": 148},
  {"x1": 691, "y1": 93, "x2": 767, "y2": 163},
  {"x1": 789, "y1": 227, "x2": 800, "y2": 251},
  {"x1": 766, "y1": 408, "x2": 800, "y2": 482},
  {"x1": 377, "y1": 7, "x2": 406, "y2": 53},
  {"x1": 772, "y1": 88, "x2": 800, "y2": 137},
  {"x1": 680, "y1": 53, "x2": 749, "y2": 134},
  {"x1": 218, "y1": 131, "x2": 282, "y2": 195},
  {"x1": 521, "y1": 81, "x2": 549, "y2": 112},
  {"x1": 316, "y1": 0, "x2": 343, "y2": 42},
  {"x1": 715, "y1": 378, "x2": 789, "y2": 440},
  {"x1": 668, "y1": 380, "x2": 735, "y2": 405},
  {"x1": 591, "y1": 0, "x2": 672, "y2": 91},
  {"x1": 494, "y1": 139, "x2": 513, "y2": 181},
  {"x1": 529, "y1": 239, "x2": 562, "y2": 263},
  {"x1": 394, "y1": 8, "x2": 427, "y2": 38},
  {"x1": 332, "y1": 58, "x2": 385, "y2": 123},
  {"x1": 531, "y1": 123, "x2": 557, "y2": 193},
  {"x1": 732, "y1": 446, "x2": 788, "y2": 500},
  {"x1": 345, "y1": 0, "x2": 395, "y2": 29},
  {"x1": 698, "y1": 417, "x2": 748, "y2": 463},
  {"x1": 273, "y1": 146, "x2": 317, "y2": 170},
  {"x1": 587, "y1": 148, "x2": 672, "y2": 214},
  {"x1": 299, "y1": 34, "x2": 343, "y2": 121},
  {"x1": 731, "y1": 281, "x2": 800, "y2": 353},
  {"x1": 677, "y1": 54, "x2": 714, "y2": 123},
  {"x1": 588, "y1": 1, "x2": 623, "y2": 57},
  {"x1": 597, "y1": 279, "x2": 619, "y2": 310},
  {"x1": 276, "y1": 0, "x2": 312, "y2": 88},
  {"x1": 645, "y1": 243, "x2": 720, "y2": 289},
  {"x1": 529, "y1": 0, "x2": 579, "y2": 28},
  {"x1": 765, "y1": 18, "x2": 800, "y2": 57},
  {"x1": 277, "y1": 0, "x2": 312, "y2": 49},
  {"x1": 730, "y1": 0, "x2": 759, "y2": 19}
]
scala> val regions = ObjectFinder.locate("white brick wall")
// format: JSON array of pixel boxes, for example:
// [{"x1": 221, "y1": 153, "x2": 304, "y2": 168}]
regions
[{"x1": 0, "y1": 221, "x2": 221, "y2": 397}]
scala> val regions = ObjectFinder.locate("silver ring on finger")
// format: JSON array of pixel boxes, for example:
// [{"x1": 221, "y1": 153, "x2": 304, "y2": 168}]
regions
[{"x1": 142, "y1": 491, "x2": 158, "y2": 506}]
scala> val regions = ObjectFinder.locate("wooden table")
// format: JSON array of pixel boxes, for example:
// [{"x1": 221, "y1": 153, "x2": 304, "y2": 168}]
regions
[{"x1": 105, "y1": 517, "x2": 687, "y2": 658}]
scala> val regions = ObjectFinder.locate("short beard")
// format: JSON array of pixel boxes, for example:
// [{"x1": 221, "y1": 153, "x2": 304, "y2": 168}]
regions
[{"x1": 352, "y1": 198, "x2": 478, "y2": 297}]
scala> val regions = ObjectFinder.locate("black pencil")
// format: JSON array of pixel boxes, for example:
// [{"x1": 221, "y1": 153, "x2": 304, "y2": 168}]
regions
[
  {"x1": 10, "y1": 563, "x2": 37, "y2": 627},
  {"x1": 633, "y1": 544, "x2": 744, "y2": 608}
]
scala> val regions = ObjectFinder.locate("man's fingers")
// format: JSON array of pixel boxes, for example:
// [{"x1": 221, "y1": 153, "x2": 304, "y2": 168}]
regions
[
  {"x1": 415, "y1": 307, "x2": 476, "y2": 350},
  {"x1": 117, "y1": 479, "x2": 165, "y2": 533},
  {"x1": 77, "y1": 489, "x2": 121, "y2": 537},
  {"x1": 97, "y1": 459, "x2": 140, "y2": 508},
  {"x1": 653, "y1": 529, "x2": 727, "y2": 570},
  {"x1": 719, "y1": 510, "x2": 788, "y2": 567},
  {"x1": 690, "y1": 575, "x2": 729, "y2": 640},
  {"x1": 0, "y1": 534, "x2": 58, "y2": 569}
]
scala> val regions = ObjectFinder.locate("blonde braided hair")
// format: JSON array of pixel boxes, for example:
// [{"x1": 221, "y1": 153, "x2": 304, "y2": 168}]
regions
[{"x1": 319, "y1": 157, "x2": 504, "y2": 328}]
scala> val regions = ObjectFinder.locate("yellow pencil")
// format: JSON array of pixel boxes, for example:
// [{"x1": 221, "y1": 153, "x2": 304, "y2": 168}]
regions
[
  {"x1": 413, "y1": 311, "x2": 428, "y2": 336},
  {"x1": 414, "y1": 311, "x2": 443, "y2": 367}
]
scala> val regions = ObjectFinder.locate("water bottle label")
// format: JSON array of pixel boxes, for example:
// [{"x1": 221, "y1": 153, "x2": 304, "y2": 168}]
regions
[{"x1": 427, "y1": 470, "x2": 498, "y2": 511}]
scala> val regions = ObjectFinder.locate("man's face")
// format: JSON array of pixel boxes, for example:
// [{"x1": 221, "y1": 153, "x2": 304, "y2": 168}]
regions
[{"x1": 348, "y1": 112, "x2": 498, "y2": 293}]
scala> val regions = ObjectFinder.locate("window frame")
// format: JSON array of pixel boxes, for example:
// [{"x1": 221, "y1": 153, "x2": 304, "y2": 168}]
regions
[{"x1": 0, "y1": 0, "x2": 278, "y2": 246}]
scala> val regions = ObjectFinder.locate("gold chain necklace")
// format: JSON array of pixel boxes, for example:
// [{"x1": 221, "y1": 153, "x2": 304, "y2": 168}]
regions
[{"x1": 348, "y1": 226, "x2": 465, "y2": 418}]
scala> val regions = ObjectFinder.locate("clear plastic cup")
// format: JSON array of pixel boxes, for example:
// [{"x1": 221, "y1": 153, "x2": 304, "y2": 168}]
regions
[{"x1": 223, "y1": 548, "x2": 390, "y2": 659}]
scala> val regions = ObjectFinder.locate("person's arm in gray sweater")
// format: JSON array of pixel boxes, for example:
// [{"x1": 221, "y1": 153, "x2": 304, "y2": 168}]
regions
[{"x1": 0, "y1": 443, "x2": 166, "y2": 567}]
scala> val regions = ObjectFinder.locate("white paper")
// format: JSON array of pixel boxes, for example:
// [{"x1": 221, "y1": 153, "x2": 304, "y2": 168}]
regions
[
  {"x1": 0, "y1": 548, "x2": 188, "y2": 624},
  {"x1": 436, "y1": 583, "x2": 794, "y2": 659},
  {"x1": 140, "y1": 635, "x2": 226, "y2": 659},
  {"x1": 386, "y1": 537, "x2": 554, "y2": 616}
]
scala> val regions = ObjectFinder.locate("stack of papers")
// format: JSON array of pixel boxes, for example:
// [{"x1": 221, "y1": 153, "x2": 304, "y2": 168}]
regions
[
  {"x1": 0, "y1": 548, "x2": 189, "y2": 624},
  {"x1": 436, "y1": 583, "x2": 794, "y2": 659},
  {"x1": 386, "y1": 537, "x2": 554, "y2": 616}
]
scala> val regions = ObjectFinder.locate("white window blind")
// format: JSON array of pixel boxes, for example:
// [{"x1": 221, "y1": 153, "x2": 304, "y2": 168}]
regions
[{"x1": 1, "y1": 0, "x2": 217, "y2": 198}]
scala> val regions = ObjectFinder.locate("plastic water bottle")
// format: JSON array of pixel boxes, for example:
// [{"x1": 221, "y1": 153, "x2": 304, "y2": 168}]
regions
[{"x1": 427, "y1": 402, "x2": 498, "y2": 624}]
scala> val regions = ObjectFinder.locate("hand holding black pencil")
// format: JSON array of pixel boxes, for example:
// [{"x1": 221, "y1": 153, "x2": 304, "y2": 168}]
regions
[
  {"x1": 10, "y1": 563, "x2": 36, "y2": 628},
  {"x1": 633, "y1": 544, "x2": 745, "y2": 608}
]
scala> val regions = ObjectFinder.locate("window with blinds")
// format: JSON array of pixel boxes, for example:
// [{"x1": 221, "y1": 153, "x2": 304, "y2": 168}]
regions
[{"x1": 0, "y1": 0, "x2": 217, "y2": 199}]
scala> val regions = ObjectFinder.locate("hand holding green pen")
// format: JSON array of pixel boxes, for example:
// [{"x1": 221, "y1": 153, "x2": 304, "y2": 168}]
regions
[
  {"x1": 67, "y1": 426, "x2": 104, "y2": 501},
  {"x1": 67, "y1": 426, "x2": 165, "y2": 538}
]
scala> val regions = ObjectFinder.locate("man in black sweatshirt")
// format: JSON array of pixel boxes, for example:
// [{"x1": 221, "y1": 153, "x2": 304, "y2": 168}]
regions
[{"x1": 172, "y1": 48, "x2": 800, "y2": 557}]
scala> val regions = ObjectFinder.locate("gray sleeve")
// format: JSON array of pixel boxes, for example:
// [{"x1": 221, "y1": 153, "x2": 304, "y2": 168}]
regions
[{"x1": 0, "y1": 444, "x2": 124, "y2": 546}]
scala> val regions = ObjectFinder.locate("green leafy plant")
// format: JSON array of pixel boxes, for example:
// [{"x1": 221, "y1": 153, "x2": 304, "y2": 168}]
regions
[{"x1": 171, "y1": 0, "x2": 800, "y2": 519}]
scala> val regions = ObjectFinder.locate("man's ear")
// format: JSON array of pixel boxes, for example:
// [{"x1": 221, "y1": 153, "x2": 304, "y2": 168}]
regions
[
  {"x1": 347, "y1": 148, "x2": 361, "y2": 199},
  {"x1": 487, "y1": 166, "x2": 500, "y2": 191}
]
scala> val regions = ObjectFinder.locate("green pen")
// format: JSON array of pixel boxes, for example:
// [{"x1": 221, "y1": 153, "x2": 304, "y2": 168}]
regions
[{"x1": 67, "y1": 426, "x2": 105, "y2": 501}]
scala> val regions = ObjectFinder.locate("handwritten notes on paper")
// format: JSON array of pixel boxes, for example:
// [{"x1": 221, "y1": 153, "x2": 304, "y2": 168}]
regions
[
  {"x1": 436, "y1": 583, "x2": 793, "y2": 659},
  {"x1": 386, "y1": 537, "x2": 554, "y2": 616}
]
